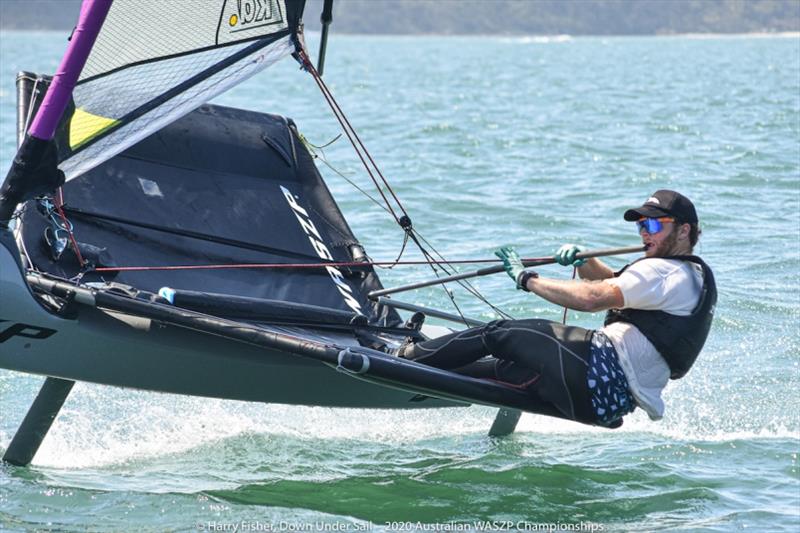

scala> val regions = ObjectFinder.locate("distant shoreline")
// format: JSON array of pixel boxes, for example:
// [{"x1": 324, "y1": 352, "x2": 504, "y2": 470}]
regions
[
  {"x1": 1, "y1": 29, "x2": 798, "y2": 39},
  {"x1": 2, "y1": 0, "x2": 797, "y2": 36}
]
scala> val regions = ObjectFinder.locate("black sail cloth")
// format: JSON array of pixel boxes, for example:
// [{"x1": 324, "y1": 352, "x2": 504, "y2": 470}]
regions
[{"x1": 19, "y1": 103, "x2": 400, "y2": 327}]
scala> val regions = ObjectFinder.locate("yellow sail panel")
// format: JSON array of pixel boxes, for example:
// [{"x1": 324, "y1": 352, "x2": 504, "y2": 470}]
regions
[
  {"x1": 69, "y1": 108, "x2": 119, "y2": 150},
  {"x1": 57, "y1": 0, "x2": 300, "y2": 181}
]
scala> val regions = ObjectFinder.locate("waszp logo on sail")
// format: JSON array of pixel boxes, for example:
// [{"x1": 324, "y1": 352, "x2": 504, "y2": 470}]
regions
[
  {"x1": 281, "y1": 186, "x2": 363, "y2": 315},
  {"x1": 0, "y1": 320, "x2": 57, "y2": 343}
]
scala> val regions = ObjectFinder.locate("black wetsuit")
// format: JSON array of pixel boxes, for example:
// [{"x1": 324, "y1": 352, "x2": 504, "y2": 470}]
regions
[
  {"x1": 403, "y1": 319, "x2": 600, "y2": 425},
  {"x1": 404, "y1": 256, "x2": 716, "y2": 427}
]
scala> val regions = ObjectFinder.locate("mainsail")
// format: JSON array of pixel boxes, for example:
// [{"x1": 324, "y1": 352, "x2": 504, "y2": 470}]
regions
[
  {"x1": 12, "y1": 0, "x2": 400, "y2": 326},
  {"x1": 59, "y1": 0, "x2": 304, "y2": 180},
  {"x1": 18, "y1": 102, "x2": 398, "y2": 323}
]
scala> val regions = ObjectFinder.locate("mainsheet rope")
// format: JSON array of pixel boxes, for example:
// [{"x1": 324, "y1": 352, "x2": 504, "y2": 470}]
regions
[
  {"x1": 91, "y1": 255, "x2": 551, "y2": 273},
  {"x1": 298, "y1": 49, "x2": 411, "y2": 225},
  {"x1": 298, "y1": 50, "x2": 405, "y2": 227}
]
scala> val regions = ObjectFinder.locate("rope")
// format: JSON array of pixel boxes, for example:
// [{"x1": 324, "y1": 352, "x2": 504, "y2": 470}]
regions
[
  {"x1": 299, "y1": 49, "x2": 412, "y2": 224},
  {"x1": 297, "y1": 47, "x2": 511, "y2": 322},
  {"x1": 298, "y1": 49, "x2": 403, "y2": 225},
  {"x1": 53, "y1": 190, "x2": 86, "y2": 268},
  {"x1": 298, "y1": 134, "x2": 393, "y2": 217},
  {"x1": 91, "y1": 256, "x2": 542, "y2": 273},
  {"x1": 408, "y1": 229, "x2": 515, "y2": 320},
  {"x1": 562, "y1": 267, "x2": 577, "y2": 324},
  {"x1": 299, "y1": 134, "x2": 507, "y2": 317}
]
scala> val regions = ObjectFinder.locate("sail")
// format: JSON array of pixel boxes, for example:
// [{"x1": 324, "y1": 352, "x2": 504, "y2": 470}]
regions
[
  {"x1": 19, "y1": 101, "x2": 400, "y2": 326},
  {"x1": 57, "y1": 0, "x2": 305, "y2": 180}
]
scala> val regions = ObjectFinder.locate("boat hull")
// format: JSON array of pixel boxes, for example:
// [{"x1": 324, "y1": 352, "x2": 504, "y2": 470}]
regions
[{"x1": 0, "y1": 230, "x2": 461, "y2": 409}]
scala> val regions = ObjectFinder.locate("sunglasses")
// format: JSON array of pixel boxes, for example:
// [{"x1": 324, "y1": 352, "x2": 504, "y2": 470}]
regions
[{"x1": 636, "y1": 216, "x2": 675, "y2": 234}]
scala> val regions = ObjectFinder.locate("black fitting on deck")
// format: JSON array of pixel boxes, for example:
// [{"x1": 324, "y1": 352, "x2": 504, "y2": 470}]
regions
[{"x1": 0, "y1": 136, "x2": 65, "y2": 227}]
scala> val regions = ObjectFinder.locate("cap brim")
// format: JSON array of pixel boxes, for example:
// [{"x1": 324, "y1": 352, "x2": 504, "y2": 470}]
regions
[{"x1": 624, "y1": 206, "x2": 671, "y2": 221}]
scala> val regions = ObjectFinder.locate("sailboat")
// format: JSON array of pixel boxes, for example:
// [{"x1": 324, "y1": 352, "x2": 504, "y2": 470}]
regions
[{"x1": 0, "y1": 0, "x2": 637, "y2": 466}]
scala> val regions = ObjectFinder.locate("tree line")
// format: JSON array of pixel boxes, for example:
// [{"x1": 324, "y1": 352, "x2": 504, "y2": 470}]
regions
[{"x1": 1, "y1": 0, "x2": 798, "y2": 34}]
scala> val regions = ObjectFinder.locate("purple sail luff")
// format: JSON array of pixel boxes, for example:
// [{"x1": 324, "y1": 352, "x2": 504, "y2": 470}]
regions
[
  {"x1": 28, "y1": 0, "x2": 112, "y2": 140},
  {"x1": 0, "y1": 0, "x2": 111, "y2": 224}
]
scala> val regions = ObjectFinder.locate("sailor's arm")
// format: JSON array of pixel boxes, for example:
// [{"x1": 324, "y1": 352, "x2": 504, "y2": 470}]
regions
[
  {"x1": 522, "y1": 276, "x2": 624, "y2": 312},
  {"x1": 575, "y1": 258, "x2": 616, "y2": 280}
]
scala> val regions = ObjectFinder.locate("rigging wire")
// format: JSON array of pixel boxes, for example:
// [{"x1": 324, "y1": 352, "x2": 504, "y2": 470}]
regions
[
  {"x1": 410, "y1": 230, "x2": 515, "y2": 320},
  {"x1": 16, "y1": 78, "x2": 44, "y2": 274},
  {"x1": 300, "y1": 132, "x2": 513, "y2": 315},
  {"x1": 298, "y1": 50, "x2": 412, "y2": 222},
  {"x1": 297, "y1": 48, "x2": 512, "y2": 322},
  {"x1": 21, "y1": 77, "x2": 41, "y2": 139},
  {"x1": 302, "y1": 132, "x2": 342, "y2": 150},
  {"x1": 385, "y1": 231, "x2": 409, "y2": 270},
  {"x1": 299, "y1": 138, "x2": 419, "y2": 272},
  {"x1": 11, "y1": 204, "x2": 38, "y2": 274},
  {"x1": 298, "y1": 135, "x2": 394, "y2": 216},
  {"x1": 20, "y1": 76, "x2": 86, "y2": 269},
  {"x1": 298, "y1": 49, "x2": 403, "y2": 226},
  {"x1": 299, "y1": 128, "x2": 510, "y2": 317},
  {"x1": 297, "y1": 48, "x2": 471, "y2": 320}
]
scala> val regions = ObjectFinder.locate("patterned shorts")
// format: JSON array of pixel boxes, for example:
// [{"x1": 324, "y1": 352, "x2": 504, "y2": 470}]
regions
[{"x1": 587, "y1": 332, "x2": 636, "y2": 425}]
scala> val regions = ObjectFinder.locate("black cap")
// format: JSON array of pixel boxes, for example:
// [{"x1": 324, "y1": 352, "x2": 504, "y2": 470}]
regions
[{"x1": 623, "y1": 190, "x2": 698, "y2": 223}]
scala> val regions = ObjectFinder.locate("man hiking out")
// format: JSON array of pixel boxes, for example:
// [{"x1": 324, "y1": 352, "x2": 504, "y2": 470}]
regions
[{"x1": 399, "y1": 190, "x2": 716, "y2": 428}]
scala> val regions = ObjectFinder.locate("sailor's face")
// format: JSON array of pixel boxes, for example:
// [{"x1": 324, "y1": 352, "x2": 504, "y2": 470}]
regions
[{"x1": 641, "y1": 220, "x2": 677, "y2": 257}]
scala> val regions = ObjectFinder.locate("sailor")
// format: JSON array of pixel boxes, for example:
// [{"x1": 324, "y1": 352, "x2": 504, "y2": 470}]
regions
[{"x1": 399, "y1": 190, "x2": 716, "y2": 428}]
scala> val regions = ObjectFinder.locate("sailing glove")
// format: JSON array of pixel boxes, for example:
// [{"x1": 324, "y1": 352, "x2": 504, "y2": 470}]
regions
[
  {"x1": 554, "y1": 243, "x2": 587, "y2": 267},
  {"x1": 494, "y1": 246, "x2": 533, "y2": 290}
]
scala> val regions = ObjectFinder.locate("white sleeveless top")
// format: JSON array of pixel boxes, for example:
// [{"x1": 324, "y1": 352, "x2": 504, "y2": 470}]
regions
[{"x1": 601, "y1": 258, "x2": 703, "y2": 420}]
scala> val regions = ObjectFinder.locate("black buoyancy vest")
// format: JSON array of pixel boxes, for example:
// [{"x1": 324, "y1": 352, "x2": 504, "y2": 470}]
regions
[{"x1": 604, "y1": 255, "x2": 717, "y2": 380}]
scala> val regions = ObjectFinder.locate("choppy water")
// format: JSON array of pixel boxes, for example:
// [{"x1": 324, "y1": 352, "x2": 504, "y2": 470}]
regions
[{"x1": 1, "y1": 30, "x2": 799, "y2": 532}]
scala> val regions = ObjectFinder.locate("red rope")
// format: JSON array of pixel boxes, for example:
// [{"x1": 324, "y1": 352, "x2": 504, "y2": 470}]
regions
[
  {"x1": 92, "y1": 255, "x2": 556, "y2": 273},
  {"x1": 54, "y1": 188, "x2": 86, "y2": 268}
]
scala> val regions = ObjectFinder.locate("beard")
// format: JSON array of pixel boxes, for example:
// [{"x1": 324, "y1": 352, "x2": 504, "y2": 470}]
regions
[{"x1": 653, "y1": 227, "x2": 681, "y2": 257}]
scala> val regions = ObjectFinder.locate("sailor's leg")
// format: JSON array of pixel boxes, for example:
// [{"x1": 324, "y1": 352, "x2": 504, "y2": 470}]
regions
[
  {"x1": 402, "y1": 322, "x2": 531, "y2": 436},
  {"x1": 452, "y1": 357, "x2": 499, "y2": 378},
  {"x1": 3, "y1": 377, "x2": 75, "y2": 466},
  {"x1": 440, "y1": 318, "x2": 595, "y2": 423},
  {"x1": 400, "y1": 322, "x2": 497, "y2": 368},
  {"x1": 404, "y1": 319, "x2": 596, "y2": 423},
  {"x1": 484, "y1": 319, "x2": 595, "y2": 423}
]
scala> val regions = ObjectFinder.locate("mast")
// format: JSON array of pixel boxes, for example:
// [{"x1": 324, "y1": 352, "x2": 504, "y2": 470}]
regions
[
  {"x1": 0, "y1": 0, "x2": 112, "y2": 226},
  {"x1": 317, "y1": 0, "x2": 334, "y2": 76}
]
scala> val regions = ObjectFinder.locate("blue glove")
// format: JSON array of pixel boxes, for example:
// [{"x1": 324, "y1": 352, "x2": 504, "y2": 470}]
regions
[
  {"x1": 554, "y1": 244, "x2": 587, "y2": 267},
  {"x1": 494, "y1": 246, "x2": 526, "y2": 289}
]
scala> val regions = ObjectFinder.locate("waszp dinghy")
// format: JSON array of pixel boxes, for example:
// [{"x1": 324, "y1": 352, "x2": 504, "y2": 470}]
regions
[
  {"x1": 1, "y1": 0, "x2": 641, "y2": 466},
  {"x1": 0, "y1": 0, "x2": 541, "y2": 466}
]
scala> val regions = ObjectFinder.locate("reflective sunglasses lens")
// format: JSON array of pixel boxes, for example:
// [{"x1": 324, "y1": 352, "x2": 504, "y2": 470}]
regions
[{"x1": 637, "y1": 218, "x2": 663, "y2": 234}]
